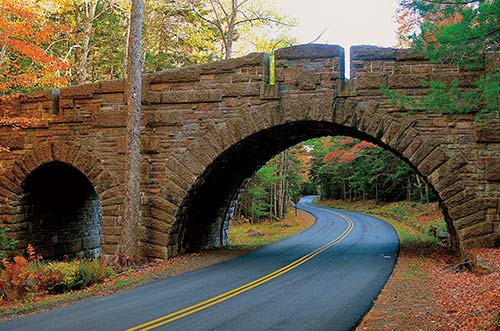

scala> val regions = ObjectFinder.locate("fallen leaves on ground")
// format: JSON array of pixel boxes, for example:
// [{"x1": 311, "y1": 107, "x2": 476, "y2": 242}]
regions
[{"x1": 359, "y1": 246, "x2": 500, "y2": 331}]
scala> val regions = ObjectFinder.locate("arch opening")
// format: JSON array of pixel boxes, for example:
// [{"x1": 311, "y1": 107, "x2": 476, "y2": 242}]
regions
[
  {"x1": 173, "y1": 120, "x2": 455, "y2": 254},
  {"x1": 19, "y1": 161, "x2": 102, "y2": 259}
]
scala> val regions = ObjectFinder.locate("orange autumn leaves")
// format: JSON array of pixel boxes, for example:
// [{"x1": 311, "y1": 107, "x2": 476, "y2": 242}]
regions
[
  {"x1": 396, "y1": 2, "x2": 464, "y2": 47},
  {"x1": 0, "y1": 0, "x2": 71, "y2": 93}
]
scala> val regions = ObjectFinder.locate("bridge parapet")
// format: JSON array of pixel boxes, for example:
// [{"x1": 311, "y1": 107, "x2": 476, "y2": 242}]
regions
[
  {"x1": 275, "y1": 44, "x2": 344, "y2": 92},
  {"x1": 350, "y1": 45, "x2": 482, "y2": 97}
]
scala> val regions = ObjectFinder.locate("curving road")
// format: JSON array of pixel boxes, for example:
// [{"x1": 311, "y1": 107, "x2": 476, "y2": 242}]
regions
[{"x1": 1, "y1": 196, "x2": 399, "y2": 331}]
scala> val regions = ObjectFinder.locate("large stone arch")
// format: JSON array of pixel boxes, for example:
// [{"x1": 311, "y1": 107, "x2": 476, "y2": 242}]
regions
[
  {"x1": 0, "y1": 141, "x2": 121, "y2": 257},
  {"x1": 157, "y1": 93, "x2": 488, "y2": 257}
]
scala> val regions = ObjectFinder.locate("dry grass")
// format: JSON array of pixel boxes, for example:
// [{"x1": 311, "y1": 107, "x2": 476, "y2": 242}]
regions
[{"x1": 228, "y1": 209, "x2": 315, "y2": 248}]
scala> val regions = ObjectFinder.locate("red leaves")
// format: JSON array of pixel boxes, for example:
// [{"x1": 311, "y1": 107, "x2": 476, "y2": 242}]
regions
[
  {"x1": 322, "y1": 139, "x2": 375, "y2": 165},
  {"x1": 427, "y1": 248, "x2": 500, "y2": 331}
]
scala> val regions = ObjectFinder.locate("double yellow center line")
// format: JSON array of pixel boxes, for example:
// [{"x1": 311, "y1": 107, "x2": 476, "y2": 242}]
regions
[{"x1": 127, "y1": 208, "x2": 354, "y2": 331}]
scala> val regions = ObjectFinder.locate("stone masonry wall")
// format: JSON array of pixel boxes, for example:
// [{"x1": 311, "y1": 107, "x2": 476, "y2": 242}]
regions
[{"x1": 0, "y1": 44, "x2": 498, "y2": 260}]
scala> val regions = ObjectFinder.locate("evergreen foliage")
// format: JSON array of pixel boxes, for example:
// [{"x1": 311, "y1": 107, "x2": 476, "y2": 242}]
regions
[{"x1": 393, "y1": 0, "x2": 500, "y2": 118}]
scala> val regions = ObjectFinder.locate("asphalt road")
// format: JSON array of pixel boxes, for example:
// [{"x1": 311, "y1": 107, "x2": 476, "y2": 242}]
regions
[{"x1": 1, "y1": 196, "x2": 399, "y2": 331}]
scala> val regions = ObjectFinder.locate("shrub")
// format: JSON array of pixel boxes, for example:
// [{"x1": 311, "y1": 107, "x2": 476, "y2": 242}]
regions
[
  {"x1": 73, "y1": 259, "x2": 114, "y2": 289},
  {"x1": 37, "y1": 261, "x2": 79, "y2": 293},
  {"x1": 0, "y1": 256, "x2": 36, "y2": 301},
  {"x1": 0, "y1": 245, "x2": 115, "y2": 302},
  {"x1": 0, "y1": 226, "x2": 17, "y2": 260}
]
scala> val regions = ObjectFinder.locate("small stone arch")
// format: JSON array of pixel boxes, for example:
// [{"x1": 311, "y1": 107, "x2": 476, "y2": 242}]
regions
[{"x1": 0, "y1": 141, "x2": 120, "y2": 258}]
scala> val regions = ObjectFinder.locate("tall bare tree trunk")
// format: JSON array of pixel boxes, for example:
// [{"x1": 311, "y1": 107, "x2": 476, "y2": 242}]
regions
[
  {"x1": 122, "y1": 0, "x2": 143, "y2": 261},
  {"x1": 122, "y1": 10, "x2": 131, "y2": 78},
  {"x1": 224, "y1": 0, "x2": 238, "y2": 59},
  {"x1": 79, "y1": 0, "x2": 100, "y2": 84}
]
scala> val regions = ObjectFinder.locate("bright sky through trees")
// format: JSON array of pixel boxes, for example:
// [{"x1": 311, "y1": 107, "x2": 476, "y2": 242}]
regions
[
  {"x1": 277, "y1": 0, "x2": 400, "y2": 46},
  {"x1": 277, "y1": 0, "x2": 400, "y2": 76}
]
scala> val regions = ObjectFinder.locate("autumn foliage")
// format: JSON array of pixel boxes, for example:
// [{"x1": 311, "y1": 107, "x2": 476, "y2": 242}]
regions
[
  {"x1": 322, "y1": 139, "x2": 375, "y2": 165},
  {"x1": 0, "y1": 0, "x2": 70, "y2": 94},
  {"x1": 396, "y1": 1, "x2": 464, "y2": 47},
  {"x1": 0, "y1": 244, "x2": 113, "y2": 302}
]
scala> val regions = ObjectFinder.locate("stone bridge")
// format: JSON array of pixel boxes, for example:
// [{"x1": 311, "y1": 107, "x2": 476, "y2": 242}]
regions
[{"x1": 0, "y1": 44, "x2": 498, "y2": 260}]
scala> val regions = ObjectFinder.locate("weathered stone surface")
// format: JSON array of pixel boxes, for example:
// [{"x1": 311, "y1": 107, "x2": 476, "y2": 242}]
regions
[
  {"x1": 355, "y1": 73, "x2": 387, "y2": 89},
  {"x1": 388, "y1": 74, "x2": 429, "y2": 88},
  {"x1": 161, "y1": 90, "x2": 224, "y2": 103},
  {"x1": 474, "y1": 125, "x2": 500, "y2": 143},
  {"x1": 351, "y1": 45, "x2": 397, "y2": 60},
  {"x1": 485, "y1": 159, "x2": 500, "y2": 181},
  {"x1": 92, "y1": 111, "x2": 127, "y2": 128},
  {"x1": 275, "y1": 44, "x2": 343, "y2": 59},
  {"x1": 0, "y1": 43, "x2": 498, "y2": 260}
]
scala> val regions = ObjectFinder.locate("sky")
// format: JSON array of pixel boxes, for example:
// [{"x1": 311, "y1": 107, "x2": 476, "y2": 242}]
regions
[{"x1": 275, "y1": 0, "x2": 401, "y2": 75}]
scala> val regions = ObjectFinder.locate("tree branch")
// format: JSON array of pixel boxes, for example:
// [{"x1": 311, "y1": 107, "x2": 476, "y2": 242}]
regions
[
  {"x1": 308, "y1": 27, "x2": 328, "y2": 44},
  {"x1": 420, "y1": 0, "x2": 479, "y2": 4}
]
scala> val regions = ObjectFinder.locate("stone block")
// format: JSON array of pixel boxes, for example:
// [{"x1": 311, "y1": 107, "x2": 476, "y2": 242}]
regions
[
  {"x1": 92, "y1": 110, "x2": 127, "y2": 128},
  {"x1": 409, "y1": 139, "x2": 438, "y2": 166},
  {"x1": 141, "y1": 137, "x2": 160, "y2": 154},
  {"x1": 161, "y1": 90, "x2": 223, "y2": 103},
  {"x1": 142, "y1": 91, "x2": 162, "y2": 104},
  {"x1": 455, "y1": 211, "x2": 485, "y2": 230},
  {"x1": 395, "y1": 49, "x2": 426, "y2": 61},
  {"x1": 430, "y1": 72, "x2": 479, "y2": 87},
  {"x1": 276, "y1": 44, "x2": 344, "y2": 60},
  {"x1": 388, "y1": 74, "x2": 429, "y2": 88},
  {"x1": 485, "y1": 159, "x2": 500, "y2": 181},
  {"x1": 355, "y1": 73, "x2": 387, "y2": 89},
  {"x1": 138, "y1": 241, "x2": 168, "y2": 259},
  {"x1": 449, "y1": 198, "x2": 496, "y2": 219},
  {"x1": 460, "y1": 222, "x2": 494, "y2": 241},
  {"x1": 350, "y1": 45, "x2": 396, "y2": 60},
  {"x1": 222, "y1": 82, "x2": 261, "y2": 96},
  {"x1": 418, "y1": 148, "x2": 449, "y2": 176},
  {"x1": 0, "y1": 136, "x2": 24, "y2": 150},
  {"x1": 99, "y1": 79, "x2": 125, "y2": 93},
  {"x1": 147, "y1": 69, "x2": 200, "y2": 83},
  {"x1": 474, "y1": 125, "x2": 500, "y2": 143},
  {"x1": 60, "y1": 83, "x2": 97, "y2": 99}
]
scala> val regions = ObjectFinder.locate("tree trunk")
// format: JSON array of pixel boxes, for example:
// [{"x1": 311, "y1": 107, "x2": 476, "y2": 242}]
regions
[
  {"x1": 342, "y1": 178, "x2": 346, "y2": 201},
  {"x1": 122, "y1": 10, "x2": 130, "y2": 78},
  {"x1": 224, "y1": 0, "x2": 238, "y2": 59},
  {"x1": 122, "y1": 0, "x2": 143, "y2": 261},
  {"x1": 79, "y1": 0, "x2": 100, "y2": 84}
]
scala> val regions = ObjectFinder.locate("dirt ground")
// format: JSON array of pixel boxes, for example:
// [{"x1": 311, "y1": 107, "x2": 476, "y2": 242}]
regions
[{"x1": 357, "y1": 247, "x2": 500, "y2": 331}]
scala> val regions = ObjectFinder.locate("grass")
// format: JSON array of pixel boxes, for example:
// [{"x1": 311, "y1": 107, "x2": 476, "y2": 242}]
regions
[
  {"x1": 316, "y1": 199, "x2": 444, "y2": 255},
  {"x1": 228, "y1": 209, "x2": 315, "y2": 248}
]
